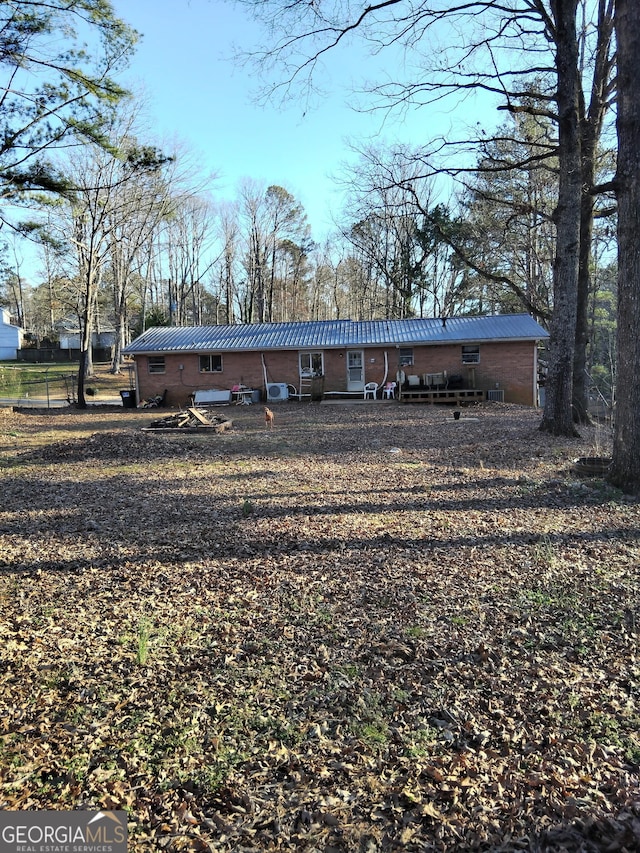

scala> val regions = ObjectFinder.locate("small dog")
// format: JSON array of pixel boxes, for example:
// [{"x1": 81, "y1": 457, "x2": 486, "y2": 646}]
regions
[{"x1": 264, "y1": 406, "x2": 274, "y2": 429}]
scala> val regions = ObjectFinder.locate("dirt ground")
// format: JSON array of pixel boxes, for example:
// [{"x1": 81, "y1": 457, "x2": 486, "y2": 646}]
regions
[{"x1": 1, "y1": 401, "x2": 638, "y2": 852}]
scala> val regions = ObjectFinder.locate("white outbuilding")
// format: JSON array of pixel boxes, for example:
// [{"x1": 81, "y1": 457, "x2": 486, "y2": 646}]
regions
[{"x1": 0, "y1": 308, "x2": 22, "y2": 360}]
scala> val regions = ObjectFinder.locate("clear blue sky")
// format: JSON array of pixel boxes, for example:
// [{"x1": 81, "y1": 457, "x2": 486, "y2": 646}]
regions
[{"x1": 112, "y1": 0, "x2": 495, "y2": 240}]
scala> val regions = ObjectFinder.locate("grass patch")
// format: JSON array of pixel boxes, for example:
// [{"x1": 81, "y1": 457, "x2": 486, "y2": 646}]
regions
[
  {"x1": 136, "y1": 617, "x2": 152, "y2": 666},
  {"x1": 0, "y1": 363, "x2": 78, "y2": 399}
]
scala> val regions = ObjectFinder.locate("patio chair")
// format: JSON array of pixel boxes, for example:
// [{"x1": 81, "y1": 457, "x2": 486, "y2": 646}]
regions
[
  {"x1": 383, "y1": 381, "x2": 397, "y2": 399},
  {"x1": 364, "y1": 382, "x2": 378, "y2": 400}
]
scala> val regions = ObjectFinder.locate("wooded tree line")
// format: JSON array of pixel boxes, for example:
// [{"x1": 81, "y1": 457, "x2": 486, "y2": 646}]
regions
[
  {"x1": 0, "y1": 1, "x2": 638, "y2": 491},
  {"x1": 2, "y1": 112, "x2": 617, "y2": 401}
]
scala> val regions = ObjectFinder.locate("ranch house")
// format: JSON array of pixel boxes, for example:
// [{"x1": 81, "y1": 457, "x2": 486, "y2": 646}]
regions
[{"x1": 122, "y1": 313, "x2": 549, "y2": 408}]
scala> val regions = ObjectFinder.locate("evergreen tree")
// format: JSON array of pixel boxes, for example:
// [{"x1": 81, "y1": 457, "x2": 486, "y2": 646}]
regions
[{"x1": 0, "y1": 1, "x2": 137, "y2": 224}]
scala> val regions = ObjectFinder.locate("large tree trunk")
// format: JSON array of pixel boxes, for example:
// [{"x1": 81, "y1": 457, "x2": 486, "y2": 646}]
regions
[
  {"x1": 609, "y1": 0, "x2": 640, "y2": 493},
  {"x1": 572, "y1": 152, "x2": 595, "y2": 425},
  {"x1": 110, "y1": 252, "x2": 126, "y2": 374},
  {"x1": 77, "y1": 317, "x2": 91, "y2": 411},
  {"x1": 573, "y1": 0, "x2": 615, "y2": 425},
  {"x1": 111, "y1": 304, "x2": 126, "y2": 374},
  {"x1": 540, "y1": 0, "x2": 581, "y2": 437},
  {"x1": 75, "y1": 249, "x2": 99, "y2": 410}
]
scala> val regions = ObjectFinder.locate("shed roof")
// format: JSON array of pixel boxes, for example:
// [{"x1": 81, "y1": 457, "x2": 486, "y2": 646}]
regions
[{"x1": 123, "y1": 314, "x2": 549, "y2": 355}]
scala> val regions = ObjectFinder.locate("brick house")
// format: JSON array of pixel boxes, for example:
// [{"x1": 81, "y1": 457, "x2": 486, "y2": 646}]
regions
[{"x1": 122, "y1": 314, "x2": 549, "y2": 407}]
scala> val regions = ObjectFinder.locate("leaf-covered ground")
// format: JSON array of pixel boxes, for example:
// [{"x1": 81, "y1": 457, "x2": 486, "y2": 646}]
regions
[{"x1": 1, "y1": 401, "x2": 639, "y2": 852}]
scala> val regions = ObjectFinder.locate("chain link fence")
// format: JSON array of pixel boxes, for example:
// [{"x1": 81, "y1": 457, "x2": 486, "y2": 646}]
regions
[{"x1": 0, "y1": 365, "x2": 78, "y2": 407}]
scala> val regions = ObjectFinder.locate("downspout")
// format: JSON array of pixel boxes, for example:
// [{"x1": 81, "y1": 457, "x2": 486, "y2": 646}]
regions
[
  {"x1": 133, "y1": 359, "x2": 140, "y2": 405},
  {"x1": 381, "y1": 350, "x2": 389, "y2": 387}
]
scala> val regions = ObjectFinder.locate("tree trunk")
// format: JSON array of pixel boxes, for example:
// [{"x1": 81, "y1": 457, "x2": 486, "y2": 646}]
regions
[
  {"x1": 573, "y1": 0, "x2": 615, "y2": 425},
  {"x1": 609, "y1": 0, "x2": 640, "y2": 493},
  {"x1": 572, "y1": 154, "x2": 594, "y2": 425},
  {"x1": 540, "y1": 0, "x2": 581, "y2": 437},
  {"x1": 77, "y1": 318, "x2": 91, "y2": 410},
  {"x1": 76, "y1": 248, "x2": 99, "y2": 410},
  {"x1": 77, "y1": 347, "x2": 88, "y2": 409},
  {"x1": 111, "y1": 302, "x2": 126, "y2": 374},
  {"x1": 110, "y1": 264, "x2": 126, "y2": 374}
]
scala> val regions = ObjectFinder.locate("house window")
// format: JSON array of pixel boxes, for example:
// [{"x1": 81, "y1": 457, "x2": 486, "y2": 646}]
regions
[
  {"x1": 399, "y1": 348, "x2": 414, "y2": 366},
  {"x1": 199, "y1": 354, "x2": 223, "y2": 373},
  {"x1": 148, "y1": 356, "x2": 166, "y2": 374},
  {"x1": 299, "y1": 351, "x2": 324, "y2": 377},
  {"x1": 462, "y1": 345, "x2": 480, "y2": 364}
]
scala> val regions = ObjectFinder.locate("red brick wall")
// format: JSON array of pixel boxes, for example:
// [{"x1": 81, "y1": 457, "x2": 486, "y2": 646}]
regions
[
  {"x1": 134, "y1": 341, "x2": 538, "y2": 407},
  {"x1": 136, "y1": 351, "x2": 275, "y2": 408},
  {"x1": 396, "y1": 341, "x2": 537, "y2": 405}
]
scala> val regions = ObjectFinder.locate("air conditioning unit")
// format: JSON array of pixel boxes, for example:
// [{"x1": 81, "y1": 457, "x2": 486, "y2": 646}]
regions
[
  {"x1": 267, "y1": 382, "x2": 289, "y2": 402},
  {"x1": 487, "y1": 389, "x2": 505, "y2": 402}
]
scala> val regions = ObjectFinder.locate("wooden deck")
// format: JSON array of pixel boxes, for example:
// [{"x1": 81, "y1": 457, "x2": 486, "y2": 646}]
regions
[{"x1": 400, "y1": 388, "x2": 485, "y2": 404}]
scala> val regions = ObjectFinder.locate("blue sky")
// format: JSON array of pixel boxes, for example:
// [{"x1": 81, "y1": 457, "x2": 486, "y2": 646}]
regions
[{"x1": 111, "y1": 0, "x2": 493, "y2": 241}]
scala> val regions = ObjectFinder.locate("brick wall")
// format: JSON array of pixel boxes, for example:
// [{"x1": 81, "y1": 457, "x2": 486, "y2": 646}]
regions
[
  {"x1": 134, "y1": 340, "x2": 538, "y2": 408},
  {"x1": 136, "y1": 352, "x2": 272, "y2": 407},
  {"x1": 398, "y1": 341, "x2": 537, "y2": 405}
]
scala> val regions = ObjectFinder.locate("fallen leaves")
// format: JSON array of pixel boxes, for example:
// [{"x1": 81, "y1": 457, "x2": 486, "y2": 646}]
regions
[{"x1": 0, "y1": 403, "x2": 639, "y2": 850}]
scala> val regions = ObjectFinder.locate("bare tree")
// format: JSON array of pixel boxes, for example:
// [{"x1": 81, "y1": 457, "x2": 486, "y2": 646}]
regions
[
  {"x1": 237, "y1": 179, "x2": 269, "y2": 322},
  {"x1": 214, "y1": 201, "x2": 241, "y2": 324},
  {"x1": 164, "y1": 194, "x2": 217, "y2": 326},
  {"x1": 104, "y1": 122, "x2": 174, "y2": 372},
  {"x1": 107, "y1": 162, "x2": 170, "y2": 372},
  {"x1": 609, "y1": 0, "x2": 640, "y2": 493},
  {"x1": 0, "y1": 236, "x2": 27, "y2": 327},
  {"x1": 46, "y1": 131, "x2": 168, "y2": 406},
  {"x1": 234, "y1": 0, "x2": 615, "y2": 435},
  {"x1": 573, "y1": 0, "x2": 616, "y2": 424},
  {"x1": 340, "y1": 144, "x2": 427, "y2": 318},
  {"x1": 308, "y1": 239, "x2": 350, "y2": 320},
  {"x1": 64, "y1": 151, "x2": 116, "y2": 401},
  {"x1": 264, "y1": 185, "x2": 311, "y2": 320}
]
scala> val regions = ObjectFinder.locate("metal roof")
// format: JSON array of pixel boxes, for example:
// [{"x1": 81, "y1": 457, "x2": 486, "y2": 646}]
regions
[{"x1": 123, "y1": 314, "x2": 549, "y2": 355}]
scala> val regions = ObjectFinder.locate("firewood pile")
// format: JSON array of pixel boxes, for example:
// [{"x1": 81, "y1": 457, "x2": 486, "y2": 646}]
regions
[{"x1": 142, "y1": 407, "x2": 233, "y2": 433}]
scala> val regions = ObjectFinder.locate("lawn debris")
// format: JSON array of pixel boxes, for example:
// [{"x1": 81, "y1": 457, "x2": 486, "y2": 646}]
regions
[{"x1": 142, "y1": 406, "x2": 233, "y2": 432}]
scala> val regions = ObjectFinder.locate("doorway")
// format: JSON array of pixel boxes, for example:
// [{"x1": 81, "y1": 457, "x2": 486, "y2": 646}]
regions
[{"x1": 347, "y1": 349, "x2": 364, "y2": 391}]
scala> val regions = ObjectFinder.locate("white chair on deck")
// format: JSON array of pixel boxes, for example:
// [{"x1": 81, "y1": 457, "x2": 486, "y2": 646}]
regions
[{"x1": 364, "y1": 382, "x2": 378, "y2": 400}]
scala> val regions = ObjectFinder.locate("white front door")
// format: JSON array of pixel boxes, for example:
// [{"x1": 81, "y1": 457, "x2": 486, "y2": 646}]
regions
[{"x1": 347, "y1": 349, "x2": 364, "y2": 391}]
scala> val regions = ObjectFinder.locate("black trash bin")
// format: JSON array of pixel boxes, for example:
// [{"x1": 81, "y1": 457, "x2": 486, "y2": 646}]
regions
[{"x1": 120, "y1": 389, "x2": 136, "y2": 408}]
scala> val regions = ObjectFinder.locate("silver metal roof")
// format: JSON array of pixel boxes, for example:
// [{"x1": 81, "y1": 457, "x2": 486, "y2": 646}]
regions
[{"x1": 123, "y1": 314, "x2": 549, "y2": 355}]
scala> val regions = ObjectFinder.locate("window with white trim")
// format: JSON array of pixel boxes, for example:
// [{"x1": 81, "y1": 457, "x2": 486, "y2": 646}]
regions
[
  {"x1": 399, "y1": 348, "x2": 414, "y2": 366},
  {"x1": 462, "y1": 345, "x2": 480, "y2": 364},
  {"x1": 299, "y1": 351, "x2": 324, "y2": 376},
  {"x1": 199, "y1": 353, "x2": 223, "y2": 373},
  {"x1": 148, "y1": 356, "x2": 166, "y2": 374}
]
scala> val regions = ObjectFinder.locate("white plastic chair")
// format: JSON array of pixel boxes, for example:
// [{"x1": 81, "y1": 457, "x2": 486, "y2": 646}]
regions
[
  {"x1": 383, "y1": 381, "x2": 396, "y2": 399},
  {"x1": 364, "y1": 382, "x2": 378, "y2": 400}
]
